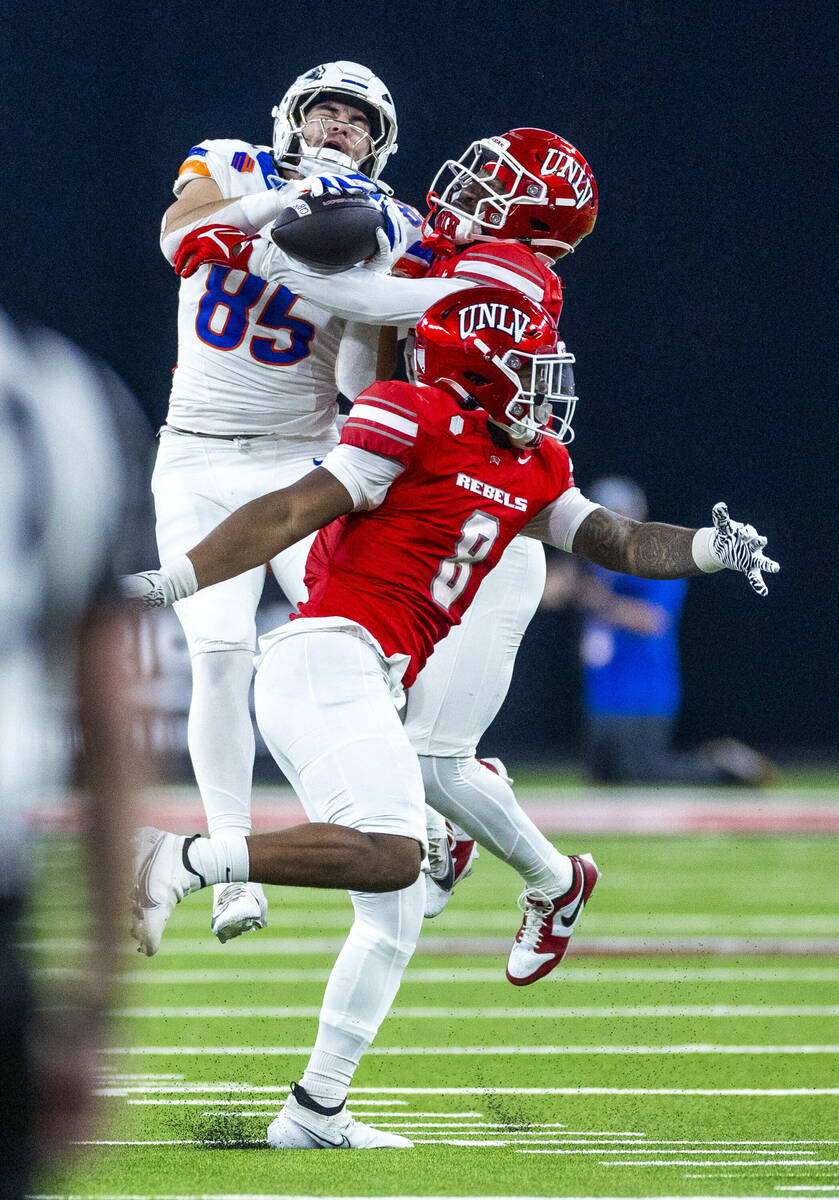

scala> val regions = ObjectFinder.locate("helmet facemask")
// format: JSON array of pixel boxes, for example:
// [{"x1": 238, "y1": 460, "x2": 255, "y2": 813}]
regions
[
  {"x1": 488, "y1": 345, "x2": 577, "y2": 445},
  {"x1": 428, "y1": 140, "x2": 575, "y2": 252},
  {"x1": 426, "y1": 130, "x2": 597, "y2": 259},
  {"x1": 272, "y1": 63, "x2": 397, "y2": 181}
]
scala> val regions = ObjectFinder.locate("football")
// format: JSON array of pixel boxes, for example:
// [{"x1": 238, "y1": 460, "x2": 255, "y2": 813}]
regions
[{"x1": 270, "y1": 192, "x2": 386, "y2": 270}]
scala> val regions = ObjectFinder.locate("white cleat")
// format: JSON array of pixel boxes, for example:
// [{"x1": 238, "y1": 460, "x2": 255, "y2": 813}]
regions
[
  {"x1": 506, "y1": 852, "x2": 600, "y2": 986},
  {"x1": 211, "y1": 882, "x2": 268, "y2": 944},
  {"x1": 131, "y1": 827, "x2": 205, "y2": 957},
  {"x1": 267, "y1": 1083, "x2": 413, "y2": 1149}
]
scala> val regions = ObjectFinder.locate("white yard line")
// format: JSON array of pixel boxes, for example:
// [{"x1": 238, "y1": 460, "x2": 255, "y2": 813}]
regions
[
  {"x1": 111, "y1": 911, "x2": 839, "y2": 932},
  {"x1": 124, "y1": 1098, "x2": 411, "y2": 1106},
  {"x1": 28, "y1": 1194, "x2": 801, "y2": 1200},
  {"x1": 94, "y1": 1083, "x2": 839, "y2": 1096},
  {"x1": 596, "y1": 1159, "x2": 839, "y2": 1167},
  {"x1": 26, "y1": 935, "x2": 839, "y2": 955},
  {"x1": 108, "y1": 966, "x2": 839, "y2": 984},
  {"x1": 101, "y1": 1043, "x2": 839, "y2": 1055},
  {"x1": 111, "y1": 1005, "x2": 839, "y2": 1019}
]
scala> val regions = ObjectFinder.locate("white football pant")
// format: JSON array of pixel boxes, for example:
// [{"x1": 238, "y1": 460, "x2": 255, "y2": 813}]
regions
[
  {"x1": 254, "y1": 626, "x2": 426, "y2": 1104},
  {"x1": 152, "y1": 427, "x2": 335, "y2": 836},
  {"x1": 405, "y1": 535, "x2": 570, "y2": 894}
]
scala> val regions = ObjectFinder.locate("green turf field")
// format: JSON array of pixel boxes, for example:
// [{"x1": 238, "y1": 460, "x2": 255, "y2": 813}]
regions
[{"x1": 28, "y1": 829, "x2": 839, "y2": 1199}]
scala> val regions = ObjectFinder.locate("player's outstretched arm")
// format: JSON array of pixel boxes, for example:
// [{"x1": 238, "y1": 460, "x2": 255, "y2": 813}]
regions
[
  {"x1": 572, "y1": 501, "x2": 779, "y2": 595},
  {"x1": 122, "y1": 469, "x2": 353, "y2": 610}
]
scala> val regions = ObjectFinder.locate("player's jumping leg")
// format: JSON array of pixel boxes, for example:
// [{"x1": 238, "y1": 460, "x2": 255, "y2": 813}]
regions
[
  {"x1": 152, "y1": 433, "x2": 269, "y2": 941},
  {"x1": 268, "y1": 880, "x2": 424, "y2": 1149},
  {"x1": 186, "y1": 644, "x2": 268, "y2": 941},
  {"x1": 255, "y1": 625, "x2": 428, "y2": 1147},
  {"x1": 406, "y1": 537, "x2": 599, "y2": 979}
]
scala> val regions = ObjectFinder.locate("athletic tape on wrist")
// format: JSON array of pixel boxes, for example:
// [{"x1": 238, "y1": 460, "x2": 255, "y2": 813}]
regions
[
  {"x1": 691, "y1": 526, "x2": 724, "y2": 573},
  {"x1": 161, "y1": 553, "x2": 199, "y2": 600}
]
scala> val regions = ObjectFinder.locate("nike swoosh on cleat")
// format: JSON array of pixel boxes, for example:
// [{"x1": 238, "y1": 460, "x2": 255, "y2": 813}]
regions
[
  {"x1": 433, "y1": 853, "x2": 455, "y2": 893},
  {"x1": 302, "y1": 1125, "x2": 351, "y2": 1148},
  {"x1": 559, "y1": 864, "x2": 586, "y2": 928},
  {"x1": 134, "y1": 839, "x2": 163, "y2": 911}
]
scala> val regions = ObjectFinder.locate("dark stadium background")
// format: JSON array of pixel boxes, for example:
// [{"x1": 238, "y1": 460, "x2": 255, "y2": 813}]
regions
[{"x1": 2, "y1": 0, "x2": 833, "y2": 764}]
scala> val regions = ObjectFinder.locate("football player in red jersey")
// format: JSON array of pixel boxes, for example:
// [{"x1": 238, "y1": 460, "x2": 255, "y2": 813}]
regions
[
  {"x1": 172, "y1": 129, "x2": 600, "y2": 929},
  {"x1": 124, "y1": 286, "x2": 777, "y2": 1150}
]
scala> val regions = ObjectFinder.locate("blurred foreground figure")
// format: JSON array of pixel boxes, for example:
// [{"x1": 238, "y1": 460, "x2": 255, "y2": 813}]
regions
[
  {"x1": 542, "y1": 476, "x2": 776, "y2": 785},
  {"x1": 0, "y1": 312, "x2": 147, "y2": 1196}
]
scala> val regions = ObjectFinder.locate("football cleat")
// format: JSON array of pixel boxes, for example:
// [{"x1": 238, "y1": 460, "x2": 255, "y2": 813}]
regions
[
  {"x1": 506, "y1": 852, "x2": 600, "y2": 986},
  {"x1": 267, "y1": 1083, "x2": 413, "y2": 1149},
  {"x1": 131, "y1": 827, "x2": 205, "y2": 957},
  {"x1": 211, "y1": 882, "x2": 268, "y2": 944},
  {"x1": 424, "y1": 821, "x2": 478, "y2": 918}
]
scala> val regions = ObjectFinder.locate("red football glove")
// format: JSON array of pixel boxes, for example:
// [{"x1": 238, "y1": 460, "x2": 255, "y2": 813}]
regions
[{"x1": 173, "y1": 224, "x2": 254, "y2": 277}]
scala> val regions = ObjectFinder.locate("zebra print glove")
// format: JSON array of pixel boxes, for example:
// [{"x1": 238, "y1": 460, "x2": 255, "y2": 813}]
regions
[{"x1": 692, "y1": 502, "x2": 779, "y2": 596}]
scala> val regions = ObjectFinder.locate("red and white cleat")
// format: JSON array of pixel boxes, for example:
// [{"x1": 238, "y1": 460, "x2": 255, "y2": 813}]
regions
[
  {"x1": 424, "y1": 821, "x2": 478, "y2": 918},
  {"x1": 506, "y1": 852, "x2": 600, "y2": 986}
]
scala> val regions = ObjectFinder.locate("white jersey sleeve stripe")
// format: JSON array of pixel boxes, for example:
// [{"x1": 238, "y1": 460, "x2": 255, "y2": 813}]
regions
[
  {"x1": 453, "y1": 259, "x2": 544, "y2": 300},
  {"x1": 348, "y1": 403, "x2": 419, "y2": 438},
  {"x1": 355, "y1": 393, "x2": 418, "y2": 420},
  {"x1": 344, "y1": 419, "x2": 415, "y2": 448},
  {"x1": 461, "y1": 250, "x2": 545, "y2": 286}
]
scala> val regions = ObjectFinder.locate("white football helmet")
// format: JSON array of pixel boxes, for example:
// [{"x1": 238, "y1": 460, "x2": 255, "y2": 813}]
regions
[{"x1": 272, "y1": 61, "x2": 398, "y2": 180}]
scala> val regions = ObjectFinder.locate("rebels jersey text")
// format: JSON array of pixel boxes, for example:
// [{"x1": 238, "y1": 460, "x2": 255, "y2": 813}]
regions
[{"x1": 300, "y1": 381, "x2": 575, "y2": 687}]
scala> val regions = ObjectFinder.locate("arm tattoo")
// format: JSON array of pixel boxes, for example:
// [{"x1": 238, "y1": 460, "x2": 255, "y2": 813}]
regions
[{"x1": 572, "y1": 508, "x2": 702, "y2": 578}]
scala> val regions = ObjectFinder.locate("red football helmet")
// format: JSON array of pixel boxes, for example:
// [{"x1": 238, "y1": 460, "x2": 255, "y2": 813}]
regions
[
  {"x1": 425, "y1": 128, "x2": 598, "y2": 260},
  {"x1": 414, "y1": 286, "x2": 577, "y2": 444}
]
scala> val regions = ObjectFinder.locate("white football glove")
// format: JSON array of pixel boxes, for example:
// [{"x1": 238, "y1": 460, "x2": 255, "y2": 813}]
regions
[
  {"x1": 297, "y1": 171, "x2": 379, "y2": 199},
  {"x1": 694, "y1": 502, "x2": 779, "y2": 596},
  {"x1": 365, "y1": 195, "x2": 408, "y2": 273},
  {"x1": 120, "y1": 571, "x2": 178, "y2": 610},
  {"x1": 119, "y1": 555, "x2": 198, "y2": 610}
]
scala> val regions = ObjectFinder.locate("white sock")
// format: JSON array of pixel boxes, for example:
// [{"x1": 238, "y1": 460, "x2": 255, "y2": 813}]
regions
[
  {"x1": 186, "y1": 833, "x2": 249, "y2": 886},
  {"x1": 187, "y1": 649, "x2": 255, "y2": 836},
  {"x1": 421, "y1": 755, "x2": 573, "y2": 896},
  {"x1": 300, "y1": 877, "x2": 424, "y2": 1107}
]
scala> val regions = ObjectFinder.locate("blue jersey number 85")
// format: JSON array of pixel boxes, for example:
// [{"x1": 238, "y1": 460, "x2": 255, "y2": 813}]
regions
[{"x1": 195, "y1": 267, "x2": 315, "y2": 365}]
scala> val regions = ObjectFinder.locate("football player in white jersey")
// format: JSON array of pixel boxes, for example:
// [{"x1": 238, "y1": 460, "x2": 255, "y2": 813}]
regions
[
  {"x1": 173, "y1": 129, "x2": 602, "y2": 981},
  {"x1": 155, "y1": 61, "x2": 426, "y2": 943}
]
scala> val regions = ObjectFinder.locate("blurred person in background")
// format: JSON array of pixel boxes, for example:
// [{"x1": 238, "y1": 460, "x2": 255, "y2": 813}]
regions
[
  {"x1": 541, "y1": 475, "x2": 775, "y2": 785},
  {"x1": 0, "y1": 311, "x2": 149, "y2": 1197}
]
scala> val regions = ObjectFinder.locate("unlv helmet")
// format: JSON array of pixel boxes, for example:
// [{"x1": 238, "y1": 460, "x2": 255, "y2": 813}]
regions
[
  {"x1": 414, "y1": 286, "x2": 578, "y2": 444},
  {"x1": 426, "y1": 128, "x2": 597, "y2": 259},
  {"x1": 272, "y1": 61, "x2": 398, "y2": 180}
]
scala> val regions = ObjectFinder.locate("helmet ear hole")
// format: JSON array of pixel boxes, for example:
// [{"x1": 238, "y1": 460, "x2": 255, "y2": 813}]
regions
[{"x1": 463, "y1": 371, "x2": 492, "y2": 386}]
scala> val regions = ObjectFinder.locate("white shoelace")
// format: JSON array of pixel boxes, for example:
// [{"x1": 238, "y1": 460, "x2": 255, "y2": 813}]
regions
[{"x1": 515, "y1": 887, "x2": 555, "y2": 950}]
